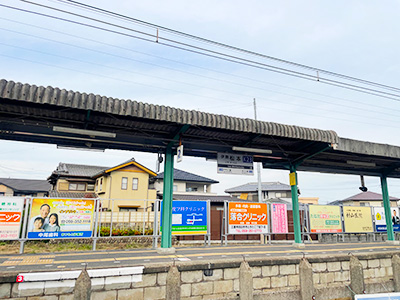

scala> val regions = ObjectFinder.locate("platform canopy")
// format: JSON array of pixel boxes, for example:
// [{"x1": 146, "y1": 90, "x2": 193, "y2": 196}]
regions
[{"x1": 1, "y1": 79, "x2": 400, "y2": 178}]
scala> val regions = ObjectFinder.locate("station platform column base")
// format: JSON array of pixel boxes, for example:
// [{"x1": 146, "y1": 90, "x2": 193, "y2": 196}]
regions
[
  {"x1": 157, "y1": 247, "x2": 176, "y2": 255},
  {"x1": 385, "y1": 240, "x2": 400, "y2": 246},
  {"x1": 292, "y1": 242, "x2": 305, "y2": 249}
]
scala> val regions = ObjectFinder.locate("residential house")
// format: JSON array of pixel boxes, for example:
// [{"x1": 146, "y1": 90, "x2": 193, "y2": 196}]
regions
[
  {"x1": 329, "y1": 191, "x2": 400, "y2": 207},
  {"x1": 0, "y1": 178, "x2": 50, "y2": 197},
  {"x1": 151, "y1": 169, "x2": 219, "y2": 199},
  {"x1": 48, "y1": 158, "x2": 157, "y2": 211},
  {"x1": 225, "y1": 182, "x2": 292, "y2": 202}
]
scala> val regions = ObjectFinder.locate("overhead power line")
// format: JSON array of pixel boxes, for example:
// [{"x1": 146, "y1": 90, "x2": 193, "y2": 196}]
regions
[
  {"x1": 3, "y1": 17, "x2": 400, "y2": 118},
  {"x1": 3, "y1": 1, "x2": 400, "y2": 103},
  {"x1": 54, "y1": 0, "x2": 400, "y2": 94},
  {"x1": 2, "y1": 25, "x2": 399, "y2": 121}
]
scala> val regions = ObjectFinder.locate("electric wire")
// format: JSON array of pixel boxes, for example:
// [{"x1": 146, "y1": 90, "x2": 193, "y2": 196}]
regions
[
  {"x1": 2, "y1": 41, "x2": 399, "y2": 127},
  {"x1": 1, "y1": 17, "x2": 399, "y2": 117},
  {"x1": 0, "y1": 53, "x2": 248, "y2": 106},
  {"x1": 52, "y1": 0, "x2": 400, "y2": 94},
  {"x1": 2, "y1": 3, "x2": 400, "y2": 128},
  {"x1": 5, "y1": 2, "x2": 400, "y2": 103},
  {"x1": 22, "y1": 0, "x2": 400, "y2": 98},
  {"x1": 2, "y1": 39, "x2": 399, "y2": 125}
]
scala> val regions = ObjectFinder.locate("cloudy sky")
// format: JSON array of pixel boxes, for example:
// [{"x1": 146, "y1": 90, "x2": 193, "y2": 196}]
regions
[{"x1": 1, "y1": 0, "x2": 400, "y2": 203}]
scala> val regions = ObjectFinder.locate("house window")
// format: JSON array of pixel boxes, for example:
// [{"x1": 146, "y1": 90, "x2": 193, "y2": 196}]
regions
[
  {"x1": 99, "y1": 178, "x2": 103, "y2": 191},
  {"x1": 121, "y1": 177, "x2": 128, "y2": 190},
  {"x1": 95, "y1": 180, "x2": 98, "y2": 192},
  {"x1": 186, "y1": 187, "x2": 198, "y2": 192},
  {"x1": 69, "y1": 183, "x2": 85, "y2": 191},
  {"x1": 173, "y1": 185, "x2": 177, "y2": 192},
  {"x1": 119, "y1": 207, "x2": 138, "y2": 212},
  {"x1": 87, "y1": 184, "x2": 95, "y2": 191},
  {"x1": 132, "y1": 178, "x2": 138, "y2": 190},
  {"x1": 0, "y1": 192, "x2": 4, "y2": 196}
]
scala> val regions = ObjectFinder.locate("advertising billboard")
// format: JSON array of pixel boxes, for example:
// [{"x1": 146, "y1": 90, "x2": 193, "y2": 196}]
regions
[
  {"x1": 374, "y1": 207, "x2": 400, "y2": 232},
  {"x1": 309, "y1": 205, "x2": 342, "y2": 233},
  {"x1": 228, "y1": 202, "x2": 268, "y2": 234},
  {"x1": 271, "y1": 203, "x2": 288, "y2": 233},
  {"x1": 355, "y1": 292, "x2": 400, "y2": 299},
  {"x1": 27, "y1": 198, "x2": 95, "y2": 239},
  {"x1": 343, "y1": 206, "x2": 373, "y2": 233},
  {"x1": 0, "y1": 197, "x2": 24, "y2": 240},
  {"x1": 161, "y1": 200, "x2": 208, "y2": 235}
]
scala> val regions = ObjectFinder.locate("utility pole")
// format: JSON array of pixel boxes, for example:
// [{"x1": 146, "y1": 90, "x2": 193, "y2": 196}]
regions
[
  {"x1": 254, "y1": 99, "x2": 262, "y2": 203},
  {"x1": 254, "y1": 99, "x2": 264, "y2": 244}
]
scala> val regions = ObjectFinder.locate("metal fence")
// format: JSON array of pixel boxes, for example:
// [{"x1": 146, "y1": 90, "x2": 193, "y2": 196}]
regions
[{"x1": 0, "y1": 196, "x2": 398, "y2": 253}]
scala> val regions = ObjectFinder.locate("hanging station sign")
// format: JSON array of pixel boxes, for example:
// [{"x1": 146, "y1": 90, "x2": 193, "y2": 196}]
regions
[{"x1": 217, "y1": 153, "x2": 254, "y2": 175}]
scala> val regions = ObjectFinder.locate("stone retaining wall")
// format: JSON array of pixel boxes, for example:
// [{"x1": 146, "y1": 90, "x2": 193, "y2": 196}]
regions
[{"x1": 1, "y1": 251, "x2": 400, "y2": 300}]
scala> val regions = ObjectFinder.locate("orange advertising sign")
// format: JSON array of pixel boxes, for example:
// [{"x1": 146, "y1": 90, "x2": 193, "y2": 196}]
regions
[
  {"x1": 228, "y1": 202, "x2": 268, "y2": 234},
  {"x1": 0, "y1": 197, "x2": 24, "y2": 240}
]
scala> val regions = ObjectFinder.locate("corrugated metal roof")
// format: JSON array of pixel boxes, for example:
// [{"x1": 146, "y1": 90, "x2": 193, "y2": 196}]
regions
[
  {"x1": 155, "y1": 169, "x2": 219, "y2": 183},
  {"x1": 225, "y1": 182, "x2": 291, "y2": 193},
  {"x1": 0, "y1": 79, "x2": 339, "y2": 144},
  {"x1": 0, "y1": 178, "x2": 50, "y2": 192}
]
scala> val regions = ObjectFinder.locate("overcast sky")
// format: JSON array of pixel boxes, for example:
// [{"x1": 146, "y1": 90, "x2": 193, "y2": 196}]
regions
[{"x1": 1, "y1": 1, "x2": 400, "y2": 203}]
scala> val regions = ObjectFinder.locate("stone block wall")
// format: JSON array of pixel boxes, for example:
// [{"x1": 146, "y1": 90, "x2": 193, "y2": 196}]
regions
[{"x1": 1, "y1": 252, "x2": 400, "y2": 300}]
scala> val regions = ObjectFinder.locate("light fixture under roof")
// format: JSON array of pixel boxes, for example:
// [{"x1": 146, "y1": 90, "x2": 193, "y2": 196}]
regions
[
  {"x1": 57, "y1": 145, "x2": 105, "y2": 152},
  {"x1": 53, "y1": 126, "x2": 116, "y2": 138},
  {"x1": 346, "y1": 160, "x2": 376, "y2": 167},
  {"x1": 232, "y1": 146, "x2": 272, "y2": 154}
]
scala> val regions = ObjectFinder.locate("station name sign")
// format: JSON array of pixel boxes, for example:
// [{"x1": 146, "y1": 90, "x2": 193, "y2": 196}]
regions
[{"x1": 217, "y1": 153, "x2": 254, "y2": 175}]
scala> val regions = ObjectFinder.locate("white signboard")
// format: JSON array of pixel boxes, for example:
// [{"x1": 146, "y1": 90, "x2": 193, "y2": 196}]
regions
[
  {"x1": 0, "y1": 197, "x2": 24, "y2": 240},
  {"x1": 355, "y1": 292, "x2": 400, "y2": 299},
  {"x1": 374, "y1": 207, "x2": 400, "y2": 232},
  {"x1": 217, "y1": 153, "x2": 254, "y2": 175},
  {"x1": 176, "y1": 145, "x2": 183, "y2": 163}
]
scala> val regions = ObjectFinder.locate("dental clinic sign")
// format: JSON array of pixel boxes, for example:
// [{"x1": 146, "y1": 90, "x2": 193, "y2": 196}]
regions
[
  {"x1": 228, "y1": 202, "x2": 268, "y2": 234},
  {"x1": 160, "y1": 200, "x2": 208, "y2": 235}
]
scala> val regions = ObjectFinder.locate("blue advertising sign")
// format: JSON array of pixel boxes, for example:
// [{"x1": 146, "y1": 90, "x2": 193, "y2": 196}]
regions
[
  {"x1": 373, "y1": 207, "x2": 400, "y2": 232},
  {"x1": 355, "y1": 292, "x2": 400, "y2": 299},
  {"x1": 161, "y1": 200, "x2": 208, "y2": 235}
]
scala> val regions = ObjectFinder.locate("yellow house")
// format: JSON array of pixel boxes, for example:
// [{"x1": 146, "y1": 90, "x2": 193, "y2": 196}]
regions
[
  {"x1": 93, "y1": 159, "x2": 157, "y2": 211},
  {"x1": 48, "y1": 158, "x2": 157, "y2": 212}
]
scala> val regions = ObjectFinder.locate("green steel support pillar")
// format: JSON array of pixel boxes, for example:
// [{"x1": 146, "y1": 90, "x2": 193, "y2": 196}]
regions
[
  {"x1": 381, "y1": 175, "x2": 395, "y2": 241},
  {"x1": 161, "y1": 145, "x2": 174, "y2": 248},
  {"x1": 290, "y1": 165, "x2": 302, "y2": 244}
]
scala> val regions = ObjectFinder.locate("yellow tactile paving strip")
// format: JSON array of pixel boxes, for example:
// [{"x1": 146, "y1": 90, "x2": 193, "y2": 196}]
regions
[{"x1": 1, "y1": 255, "x2": 55, "y2": 266}]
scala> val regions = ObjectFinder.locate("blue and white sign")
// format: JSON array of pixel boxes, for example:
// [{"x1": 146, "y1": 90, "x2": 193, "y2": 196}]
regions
[
  {"x1": 217, "y1": 153, "x2": 254, "y2": 175},
  {"x1": 161, "y1": 200, "x2": 208, "y2": 235},
  {"x1": 355, "y1": 292, "x2": 400, "y2": 299},
  {"x1": 373, "y1": 207, "x2": 400, "y2": 232}
]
